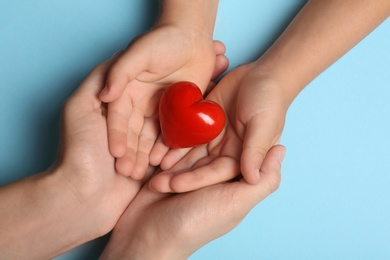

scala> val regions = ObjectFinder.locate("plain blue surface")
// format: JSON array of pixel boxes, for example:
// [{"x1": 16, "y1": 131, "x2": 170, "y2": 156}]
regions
[{"x1": 1, "y1": 1, "x2": 389, "y2": 259}]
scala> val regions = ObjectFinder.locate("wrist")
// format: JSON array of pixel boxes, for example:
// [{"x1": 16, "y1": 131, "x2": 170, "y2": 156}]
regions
[
  {"x1": 53, "y1": 165, "x2": 116, "y2": 238},
  {"x1": 156, "y1": 0, "x2": 219, "y2": 38},
  {"x1": 0, "y1": 168, "x2": 102, "y2": 259},
  {"x1": 239, "y1": 62, "x2": 294, "y2": 109},
  {"x1": 43, "y1": 168, "x2": 105, "y2": 245},
  {"x1": 101, "y1": 209, "x2": 192, "y2": 260},
  {"x1": 251, "y1": 59, "x2": 302, "y2": 107}
]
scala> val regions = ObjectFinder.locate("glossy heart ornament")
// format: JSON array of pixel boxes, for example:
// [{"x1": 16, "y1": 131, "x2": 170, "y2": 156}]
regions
[{"x1": 159, "y1": 81, "x2": 226, "y2": 148}]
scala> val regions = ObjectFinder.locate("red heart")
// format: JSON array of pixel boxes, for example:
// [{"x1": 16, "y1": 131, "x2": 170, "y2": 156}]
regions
[{"x1": 159, "y1": 81, "x2": 226, "y2": 148}]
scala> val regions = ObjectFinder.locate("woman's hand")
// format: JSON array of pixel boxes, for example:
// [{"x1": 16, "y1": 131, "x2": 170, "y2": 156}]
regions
[
  {"x1": 0, "y1": 55, "x2": 154, "y2": 259},
  {"x1": 58, "y1": 55, "x2": 154, "y2": 232},
  {"x1": 100, "y1": 145, "x2": 285, "y2": 260}
]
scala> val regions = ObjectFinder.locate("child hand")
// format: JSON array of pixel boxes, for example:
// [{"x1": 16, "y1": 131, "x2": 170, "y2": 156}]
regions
[
  {"x1": 150, "y1": 62, "x2": 289, "y2": 192},
  {"x1": 100, "y1": 24, "x2": 225, "y2": 179}
]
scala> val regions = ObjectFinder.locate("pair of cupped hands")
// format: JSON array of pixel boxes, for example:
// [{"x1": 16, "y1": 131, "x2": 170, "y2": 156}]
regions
[{"x1": 59, "y1": 25, "x2": 286, "y2": 258}]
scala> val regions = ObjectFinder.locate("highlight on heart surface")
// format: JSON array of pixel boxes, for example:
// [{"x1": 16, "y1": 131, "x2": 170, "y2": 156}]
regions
[{"x1": 159, "y1": 81, "x2": 226, "y2": 148}]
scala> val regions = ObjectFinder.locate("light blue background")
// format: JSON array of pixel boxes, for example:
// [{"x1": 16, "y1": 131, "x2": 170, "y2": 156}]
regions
[{"x1": 1, "y1": 1, "x2": 389, "y2": 259}]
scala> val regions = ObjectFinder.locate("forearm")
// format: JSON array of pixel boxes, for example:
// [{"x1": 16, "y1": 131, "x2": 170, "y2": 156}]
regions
[
  {"x1": 0, "y1": 170, "x2": 99, "y2": 259},
  {"x1": 157, "y1": 0, "x2": 219, "y2": 37},
  {"x1": 255, "y1": 0, "x2": 390, "y2": 104}
]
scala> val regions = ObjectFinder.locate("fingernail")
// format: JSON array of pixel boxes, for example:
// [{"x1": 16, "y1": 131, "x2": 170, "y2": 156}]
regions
[
  {"x1": 277, "y1": 147, "x2": 286, "y2": 164},
  {"x1": 100, "y1": 85, "x2": 109, "y2": 97}
]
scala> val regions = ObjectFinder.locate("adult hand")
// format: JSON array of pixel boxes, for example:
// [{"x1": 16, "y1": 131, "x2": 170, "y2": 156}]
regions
[
  {"x1": 99, "y1": 0, "x2": 222, "y2": 180},
  {"x1": 100, "y1": 145, "x2": 285, "y2": 260},
  {"x1": 58, "y1": 54, "x2": 154, "y2": 232},
  {"x1": 0, "y1": 55, "x2": 154, "y2": 259},
  {"x1": 150, "y1": 63, "x2": 288, "y2": 192}
]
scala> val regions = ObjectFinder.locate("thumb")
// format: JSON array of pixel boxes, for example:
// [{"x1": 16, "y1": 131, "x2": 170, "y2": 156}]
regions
[
  {"x1": 67, "y1": 52, "x2": 122, "y2": 106},
  {"x1": 61, "y1": 53, "x2": 123, "y2": 128},
  {"x1": 237, "y1": 145, "x2": 285, "y2": 208},
  {"x1": 99, "y1": 46, "x2": 148, "y2": 102},
  {"x1": 240, "y1": 115, "x2": 283, "y2": 184}
]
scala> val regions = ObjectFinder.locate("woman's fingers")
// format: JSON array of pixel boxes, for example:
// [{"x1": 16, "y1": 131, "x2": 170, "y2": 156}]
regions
[
  {"x1": 100, "y1": 47, "x2": 148, "y2": 102},
  {"x1": 114, "y1": 109, "x2": 144, "y2": 176},
  {"x1": 236, "y1": 145, "x2": 285, "y2": 208}
]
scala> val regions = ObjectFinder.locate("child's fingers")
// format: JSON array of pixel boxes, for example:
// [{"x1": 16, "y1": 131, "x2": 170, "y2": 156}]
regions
[
  {"x1": 115, "y1": 152, "x2": 136, "y2": 177},
  {"x1": 149, "y1": 146, "x2": 209, "y2": 192},
  {"x1": 162, "y1": 145, "x2": 207, "y2": 172},
  {"x1": 151, "y1": 156, "x2": 240, "y2": 193},
  {"x1": 211, "y1": 54, "x2": 229, "y2": 81},
  {"x1": 212, "y1": 40, "x2": 226, "y2": 56},
  {"x1": 130, "y1": 117, "x2": 160, "y2": 180},
  {"x1": 149, "y1": 146, "x2": 206, "y2": 192},
  {"x1": 159, "y1": 147, "x2": 192, "y2": 171},
  {"x1": 116, "y1": 109, "x2": 144, "y2": 176},
  {"x1": 100, "y1": 48, "x2": 148, "y2": 102},
  {"x1": 107, "y1": 97, "x2": 133, "y2": 158},
  {"x1": 204, "y1": 54, "x2": 229, "y2": 96},
  {"x1": 211, "y1": 40, "x2": 228, "y2": 81},
  {"x1": 203, "y1": 43, "x2": 229, "y2": 96},
  {"x1": 130, "y1": 152, "x2": 148, "y2": 180},
  {"x1": 149, "y1": 135, "x2": 170, "y2": 166}
]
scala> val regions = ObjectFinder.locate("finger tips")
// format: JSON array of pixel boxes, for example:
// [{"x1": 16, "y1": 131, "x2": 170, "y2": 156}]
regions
[
  {"x1": 115, "y1": 155, "x2": 135, "y2": 177},
  {"x1": 149, "y1": 173, "x2": 174, "y2": 193},
  {"x1": 213, "y1": 40, "x2": 226, "y2": 55},
  {"x1": 90, "y1": 51, "x2": 122, "y2": 76},
  {"x1": 240, "y1": 148, "x2": 263, "y2": 185},
  {"x1": 131, "y1": 152, "x2": 149, "y2": 180},
  {"x1": 261, "y1": 145, "x2": 285, "y2": 177},
  {"x1": 160, "y1": 148, "x2": 191, "y2": 171},
  {"x1": 131, "y1": 153, "x2": 149, "y2": 180},
  {"x1": 150, "y1": 146, "x2": 169, "y2": 167},
  {"x1": 108, "y1": 132, "x2": 127, "y2": 158},
  {"x1": 77, "y1": 51, "x2": 123, "y2": 98},
  {"x1": 107, "y1": 104, "x2": 131, "y2": 158},
  {"x1": 237, "y1": 145, "x2": 286, "y2": 209},
  {"x1": 99, "y1": 50, "x2": 138, "y2": 102},
  {"x1": 159, "y1": 159, "x2": 175, "y2": 171},
  {"x1": 241, "y1": 117, "x2": 277, "y2": 184},
  {"x1": 259, "y1": 145, "x2": 285, "y2": 194},
  {"x1": 239, "y1": 145, "x2": 285, "y2": 204},
  {"x1": 211, "y1": 55, "x2": 229, "y2": 81},
  {"x1": 170, "y1": 173, "x2": 197, "y2": 193},
  {"x1": 100, "y1": 67, "x2": 128, "y2": 102}
]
